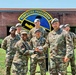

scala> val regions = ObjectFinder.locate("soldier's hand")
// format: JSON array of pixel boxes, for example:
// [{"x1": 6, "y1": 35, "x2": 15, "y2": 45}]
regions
[
  {"x1": 63, "y1": 56, "x2": 69, "y2": 63},
  {"x1": 35, "y1": 47, "x2": 39, "y2": 51},
  {"x1": 35, "y1": 47, "x2": 42, "y2": 53}
]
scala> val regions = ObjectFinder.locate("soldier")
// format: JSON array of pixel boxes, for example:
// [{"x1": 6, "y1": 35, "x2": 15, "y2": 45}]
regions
[
  {"x1": 1, "y1": 26, "x2": 20, "y2": 75},
  {"x1": 43, "y1": 18, "x2": 73, "y2": 75},
  {"x1": 12, "y1": 30, "x2": 34, "y2": 75},
  {"x1": 64, "y1": 24, "x2": 76, "y2": 75},
  {"x1": 15, "y1": 23, "x2": 22, "y2": 38},
  {"x1": 29, "y1": 18, "x2": 48, "y2": 71},
  {"x1": 30, "y1": 29, "x2": 46, "y2": 75},
  {"x1": 29, "y1": 18, "x2": 47, "y2": 39}
]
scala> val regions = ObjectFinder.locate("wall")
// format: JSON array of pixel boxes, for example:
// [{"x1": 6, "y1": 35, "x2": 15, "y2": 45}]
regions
[{"x1": 0, "y1": 9, "x2": 76, "y2": 38}]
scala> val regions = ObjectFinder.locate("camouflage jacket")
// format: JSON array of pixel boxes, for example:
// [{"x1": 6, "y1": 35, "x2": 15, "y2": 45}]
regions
[
  {"x1": 13, "y1": 39, "x2": 34, "y2": 64},
  {"x1": 1, "y1": 34, "x2": 20, "y2": 55},
  {"x1": 69, "y1": 32, "x2": 76, "y2": 48},
  {"x1": 43, "y1": 28, "x2": 73, "y2": 59}
]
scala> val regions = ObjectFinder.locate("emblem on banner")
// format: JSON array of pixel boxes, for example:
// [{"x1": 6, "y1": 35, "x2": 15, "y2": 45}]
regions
[{"x1": 18, "y1": 9, "x2": 53, "y2": 31}]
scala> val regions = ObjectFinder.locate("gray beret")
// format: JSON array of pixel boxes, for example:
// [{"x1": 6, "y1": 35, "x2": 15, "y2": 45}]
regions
[{"x1": 51, "y1": 18, "x2": 59, "y2": 24}]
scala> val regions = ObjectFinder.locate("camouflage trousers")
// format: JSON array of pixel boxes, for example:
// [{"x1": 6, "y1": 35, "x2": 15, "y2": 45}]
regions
[
  {"x1": 5, "y1": 55, "x2": 14, "y2": 75},
  {"x1": 49, "y1": 58, "x2": 68, "y2": 75},
  {"x1": 69, "y1": 53, "x2": 76, "y2": 75},
  {"x1": 30, "y1": 54, "x2": 46, "y2": 75},
  {"x1": 12, "y1": 62, "x2": 28, "y2": 75}
]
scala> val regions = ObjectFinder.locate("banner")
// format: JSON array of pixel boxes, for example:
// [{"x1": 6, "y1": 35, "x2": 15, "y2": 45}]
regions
[{"x1": 18, "y1": 9, "x2": 53, "y2": 31}]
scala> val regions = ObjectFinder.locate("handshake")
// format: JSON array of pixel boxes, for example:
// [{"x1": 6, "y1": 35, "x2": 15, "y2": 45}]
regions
[{"x1": 34, "y1": 46, "x2": 43, "y2": 53}]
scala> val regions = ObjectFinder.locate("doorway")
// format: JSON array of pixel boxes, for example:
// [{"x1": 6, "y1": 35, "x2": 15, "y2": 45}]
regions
[
  {"x1": 70, "y1": 27, "x2": 76, "y2": 34},
  {"x1": 7, "y1": 26, "x2": 11, "y2": 36}
]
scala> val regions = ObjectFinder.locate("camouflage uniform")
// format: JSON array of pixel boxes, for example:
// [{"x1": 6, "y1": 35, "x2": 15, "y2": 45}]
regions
[
  {"x1": 29, "y1": 27, "x2": 49, "y2": 71},
  {"x1": 69, "y1": 32, "x2": 76, "y2": 75},
  {"x1": 29, "y1": 27, "x2": 47, "y2": 39},
  {"x1": 12, "y1": 39, "x2": 34, "y2": 75},
  {"x1": 43, "y1": 29, "x2": 73, "y2": 75},
  {"x1": 30, "y1": 36, "x2": 46, "y2": 75},
  {"x1": 15, "y1": 23, "x2": 22, "y2": 38},
  {"x1": 1, "y1": 35, "x2": 20, "y2": 75}
]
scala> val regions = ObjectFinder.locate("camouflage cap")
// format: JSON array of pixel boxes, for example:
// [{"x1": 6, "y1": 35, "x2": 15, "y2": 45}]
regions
[
  {"x1": 9, "y1": 26, "x2": 16, "y2": 32},
  {"x1": 20, "y1": 30, "x2": 27, "y2": 35},
  {"x1": 34, "y1": 29, "x2": 41, "y2": 33},
  {"x1": 51, "y1": 18, "x2": 59, "y2": 24},
  {"x1": 64, "y1": 24, "x2": 70, "y2": 27},
  {"x1": 34, "y1": 19, "x2": 40, "y2": 23},
  {"x1": 16, "y1": 23, "x2": 22, "y2": 27}
]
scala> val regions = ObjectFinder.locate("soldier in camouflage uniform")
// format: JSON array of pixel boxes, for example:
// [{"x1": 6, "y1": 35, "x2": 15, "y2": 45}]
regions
[
  {"x1": 1, "y1": 26, "x2": 20, "y2": 75},
  {"x1": 43, "y1": 18, "x2": 73, "y2": 75},
  {"x1": 12, "y1": 30, "x2": 34, "y2": 75},
  {"x1": 29, "y1": 18, "x2": 47, "y2": 39},
  {"x1": 15, "y1": 23, "x2": 22, "y2": 38},
  {"x1": 64, "y1": 24, "x2": 76, "y2": 75},
  {"x1": 30, "y1": 29, "x2": 46, "y2": 75},
  {"x1": 29, "y1": 18, "x2": 48, "y2": 71}
]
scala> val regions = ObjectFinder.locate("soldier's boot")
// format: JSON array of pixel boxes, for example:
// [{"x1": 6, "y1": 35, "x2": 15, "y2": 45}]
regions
[{"x1": 6, "y1": 67, "x2": 11, "y2": 75}]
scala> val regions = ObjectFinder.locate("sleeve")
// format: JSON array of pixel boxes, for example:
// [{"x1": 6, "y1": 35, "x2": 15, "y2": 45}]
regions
[
  {"x1": 72, "y1": 33, "x2": 76, "y2": 49},
  {"x1": 29, "y1": 30, "x2": 32, "y2": 39},
  {"x1": 43, "y1": 34, "x2": 50, "y2": 50},
  {"x1": 16, "y1": 42, "x2": 34, "y2": 55},
  {"x1": 1, "y1": 38, "x2": 7, "y2": 50},
  {"x1": 65, "y1": 32, "x2": 73, "y2": 58},
  {"x1": 43, "y1": 29, "x2": 47, "y2": 38},
  {"x1": 23, "y1": 42, "x2": 34, "y2": 55},
  {"x1": 14, "y1": 41, "x2": 24, "y2": 53},
  {"x1": 29, "y1": 39, "x2": 33, "y2": 49}
]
